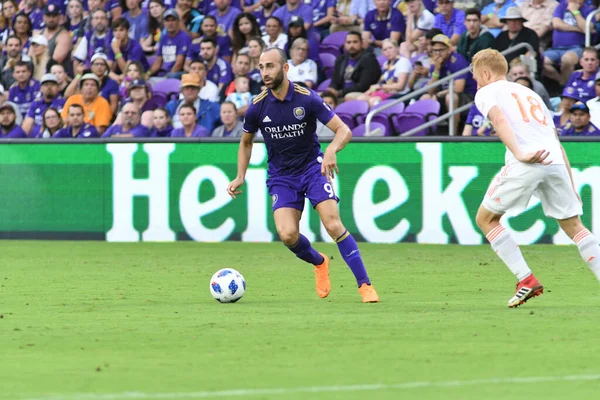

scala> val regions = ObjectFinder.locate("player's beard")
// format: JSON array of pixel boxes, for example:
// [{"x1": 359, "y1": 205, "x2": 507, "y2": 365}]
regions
[{"x1": 266, "y1": 68, "x2": 285, "y2": 90}]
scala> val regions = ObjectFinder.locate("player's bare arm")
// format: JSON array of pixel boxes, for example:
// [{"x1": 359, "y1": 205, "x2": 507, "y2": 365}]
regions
[
  {"x1": 227, "y1": 132, "x2": 255, "y2": 199},
  {"x1": 488, "y1": 106, "x2": 552, "y2": 165},
  {"x1": 322, "y1": 115, "x2": 352, "y2": 181}
]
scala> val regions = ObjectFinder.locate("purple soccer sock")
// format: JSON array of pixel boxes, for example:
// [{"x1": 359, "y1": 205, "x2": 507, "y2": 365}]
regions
[
  {"x1": 287, "y1": 234, "x2": 325, "y2": 265},
  {"x1": 336, "y1": 231, "x2": 370, "y2": 287}
]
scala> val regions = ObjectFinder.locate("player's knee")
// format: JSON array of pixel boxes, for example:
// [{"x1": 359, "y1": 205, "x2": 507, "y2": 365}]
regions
[
  {"x1": 323, "y1": 219, "x2": 345, "y2": 239},
  {"x1": 277, "y1": 227, "x2": 299, "y2": 246},
  {"x1": 558, "y1": 215, "x2": 585, "y2": 239}
]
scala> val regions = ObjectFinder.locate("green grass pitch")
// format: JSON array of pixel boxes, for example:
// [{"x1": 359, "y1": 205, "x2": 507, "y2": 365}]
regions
[{"x1": 1, "y1": 241, "x2": 599, "y2": 400}]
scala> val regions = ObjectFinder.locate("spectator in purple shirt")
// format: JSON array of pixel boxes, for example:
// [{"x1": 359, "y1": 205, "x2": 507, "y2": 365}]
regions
[
  {"x1": 53, "y1": 104, "x2": 100, "y2": 138},
  {"x1": 273, "y1": 0, "x2": 313, "y2": 31},
  {"x1": 102, "y1": 102, "x2": 151, "y2": 137},
  {"x1": 8, "y1": 60, "x2": 40, "y2": 117},
  {"x1": 312, "y1": 0, "x2": 335, "y2": 39},
  {"x1": 21, "y1": 0, "x2": 44, "y2": 30},
  {"x1": 564, "y1": 47, "x2": 599, "y2": 103},
  {"x1": 141, "y1": 0, "x2": 166, "y2": 53},
  {"x1": 254, "y1": 0, "x2": 279, "y2": 35},
  {"x1": 210, "y1": 0, "x2": 242, "y2": 37},
  {"x1": 72, "y1": 8, "x2": 113, "y2": 69},
  {"x1": 33, "y1": 107, "x2": 64, "y2": 138},
  {"x1": 433, "y1": 0, "x2": 466, "y2": 46},
  {"x1": 108, "y1": 17, "x2": 150, "y2": 75},
  {"x1": 123, "y1": 0, "x2": 149, "y2": 42},
  {"x1": 201, "y1": 36, "x2": 233, "y2": 91},
  {"x1": 22, "y1": 73, "x2": 65, "y2": 135},
  {"x1": 543, "y1": 0, "x2": 593, "y2": 85},
  {"x1": 0, "y1": 102, "x2": 26, "y2": 138},
  {"x1": 170, "y1": 102, "x2": 211, "y2": 137},
  {"x1": 362, "y1": 0, "x2": 405, "y2": 51},
  {"x1": 150, "y1": 107, "x2": 174, "y2": 137},
  {"x1": 149, "y1": 8, "x2": 191, "y2": 78},
  {"x1": 193, "y1": 15, "x2": 233, "y2": 62},
  {"x1": 562, "y1": 101, "x2": 600, "y2": 136}
]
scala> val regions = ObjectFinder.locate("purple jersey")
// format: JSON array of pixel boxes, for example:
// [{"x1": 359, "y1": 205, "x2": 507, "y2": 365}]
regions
[
  {"x1": 209, "y1": 6, "x2": 242, "y2": 36},
  {"x1": 107, "y1": 38, "x2": 150, "y2": 72},
  {"x1": 0, "y1": 125, "x2": 27, "y2": 138},
  {"x1": 24, "y1": 8, "x2": 45, "y2": 30},
  {"x1": 429, "y1": 51, "x2": 476, "y2": 95},
  {"x1": 123, "y1": 10, "x2": 150, "y2": 42},
  {"x1": 80, "y1": 31, "x2": 114, "y2": 64},
  {"x1": 26, "y1": 97, "x2": 66, "y2": 126},
  {"x1": 53, "y1": 123, "x2": 99, "y2": 138},
  {"x1": 100, "y1": 78, "x2": 120, "y2": 103},
  {"x1": 9, "y1": 79, "x2": 41, "y2": 117},
  {"x1": 465, "y1": 103, "x2": 491, "y2": 136},
  {"x1": 433, "y1": 8, "x2": 466, "y2": 38},
  {"x1": 363, "y1": 8, "x2": 406, "y2": 41},
  {"x1": 83, "y1": 0, "x2": 120, "y2": 12},
  {"x1": 552, "y1": 3, "x2": 592, "y2": 48},
  {"x1": 102, "y1": 123, "x2": 151, "y2": 138},
  {"x1": 158, "y1": 30, "x2": 192, "y2": 73},
  {"x1": 312, "y1": 0, "x2": 335, "y2": 23},
  {"x1": 188, "y1": 34, "x2": 233, "y2": 61},
  {"x1": 564, "y1": 70, "x2": 598, "y2": 102},
  {"x1": 170, "y1": 124, "x2": 211, "y2": 137},
  {"x1": 562, "y1": 122, "x2": 600, "y2": 136},
  {"x1": 206, "y1": 58, "x2": 233, "y2": 86},
  {"x1": 254, "y1": 6, "x2": 279, "y2": 35},
  {"x1": 151, "y1": 126, "x2": 174, "y2": 137},
  {"x1": 273, "y1": 3, "x2": 313, "y2": 29},
  {"x1": 243, "y1": 81, "x2": 335, "y2": 176}
]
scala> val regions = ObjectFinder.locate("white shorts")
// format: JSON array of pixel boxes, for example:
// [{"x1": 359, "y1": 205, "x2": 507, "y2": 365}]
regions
[{"x1": 482, "y1": 163, "x2": 582, "y2": 220}]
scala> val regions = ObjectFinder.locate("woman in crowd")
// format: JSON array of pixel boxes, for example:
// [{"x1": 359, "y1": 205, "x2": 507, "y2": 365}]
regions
[
  {"x1": 353, "y1": 39, "x2": 412, "y2": 106},
  {"x1": 261, "y1": 16, "x2": 286, "y2": 50},
  {"x1": 211, "y1": 101, "x2": 243, "y2": 137},
  {"x1": 66, "y1": 0, "x2": 85, "y2": 45},
  {"x1": 118, "y1": 61, "x2": 145, "y2": 99},
  {"x1": 286, "y1": 38, "x2": 317, "y2": 89},
  {"x1": 247, "y1": 37, "x2": 265, "y2": 83},
  {"x1": 150, "y1": 108, "x2": 173, "y2": 137},
  {"x1": 29, "y1": 35, "x2": 50, "y2": 81},
  {"x1": 13, "y1": 13, "x2": 33, "y2": 55},
  {"x1": 170, "y1": 103, "x2": 210, "y2": 137},
  {"x1": 48, "y1": 61, "x2": 71, "y2": 95},
  {"x1": 231, "y1": 13, "x2": 262, "y2": 60},
  {"x1": 0, "y1": 0, "x2": 18, "y2": 46},
  {"x1": 142, "y1": 0, "x2": 165, "y2": 53},
  {"x1": 33, "y1": 107, "x2": 64, "y2": 138}
]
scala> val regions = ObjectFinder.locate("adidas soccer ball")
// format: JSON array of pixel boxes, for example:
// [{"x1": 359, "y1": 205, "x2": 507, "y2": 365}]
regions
[{"x1": 209, "y1": 268, "x2": 246, "y2": 303}]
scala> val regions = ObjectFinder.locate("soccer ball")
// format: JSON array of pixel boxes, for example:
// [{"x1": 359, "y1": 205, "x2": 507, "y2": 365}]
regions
[{"x1": 209, "y1": 268, "x2": 246, "y2": 303}]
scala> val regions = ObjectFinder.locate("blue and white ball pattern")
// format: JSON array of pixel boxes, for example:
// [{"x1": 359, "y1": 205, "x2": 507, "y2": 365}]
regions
[{"x1": 210, "y1": 268, "x2": 246, "y2": 303}]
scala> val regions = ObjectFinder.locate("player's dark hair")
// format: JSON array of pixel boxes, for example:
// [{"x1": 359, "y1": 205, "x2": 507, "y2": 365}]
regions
[
  {"x1": 345, "y1": 31, "x2": 361, "y2": 42},
  {"x1": 263, "y1": 47, "x2": 287, "y2": 67},
  {"x1": 179, "y1": 102, "x2": 197, "y2": 115},
  {"x1": 201, "y1": 36, "x2": 218, "y2": 48},
  {"x1": 465, "y1": 8, "x2": 481, "y2": 19},
  {"x1": 112, "y1": 17, "x2": 130, "y2": 31},
  {"x1": 222, "y1": 100, "x2": 238, "y2": 112},
  {"x1": 425, "y1": 28, "x2": 443, "y2": 40}
]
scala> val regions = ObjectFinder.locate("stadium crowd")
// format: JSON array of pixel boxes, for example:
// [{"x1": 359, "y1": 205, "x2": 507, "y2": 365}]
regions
[{"x1": 0, "y1": 0, "x2": 599, "y2": 138}]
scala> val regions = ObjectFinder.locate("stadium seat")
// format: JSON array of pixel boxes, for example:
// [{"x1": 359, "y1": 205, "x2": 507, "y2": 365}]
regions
[
  {"x1": 377, "y1": 54, "x2": 388, "y2": 68},
  {"x1": 394, "y1": 99, "x2": 440, "y2": 136},
  {"x1": 335, "y1": 100, "x2": 369, "y2": 130},
  {"x1": 319, "y1": 53, "x2": 336, "y2": 79},
  {"x1": 369, "y1": 100, "x2": 405, "y2": 135},
  {"x1": 152, "y1": 78, "x2": 181, "y2": 101},
  {"x1": 353, "y1": 122, "x2": 387, "y2": 137},
  {"x1": 317, "y1": 78, "x2": 331, "y2": 92},
  {"x1": 321, "y1": 31, "x2": 348, "y2": 50}
]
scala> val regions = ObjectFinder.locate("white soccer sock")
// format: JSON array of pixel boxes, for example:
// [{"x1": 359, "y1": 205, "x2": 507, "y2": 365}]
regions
[
  {"x1": 573, "y1": 229, "x2": 600, "y2": 281},
  {"x1": 487, "y1": 225, "x2": 532, "y2": 281}
]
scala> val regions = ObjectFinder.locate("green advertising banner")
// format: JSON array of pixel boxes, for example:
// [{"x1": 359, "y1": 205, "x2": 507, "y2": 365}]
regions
[{"x1": 0, "y1": 142, "x2": 598, "y2": 244}]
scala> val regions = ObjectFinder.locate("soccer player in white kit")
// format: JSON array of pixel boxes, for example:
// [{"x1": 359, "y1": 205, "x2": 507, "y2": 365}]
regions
[{"x1": 471, "y1": 49, "x2": 600, "y2": 308}]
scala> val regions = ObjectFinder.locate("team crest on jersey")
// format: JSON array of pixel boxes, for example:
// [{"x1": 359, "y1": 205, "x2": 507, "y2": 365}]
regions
[
  {"x1": 272, "y1": 194, "x2": 278, "y2": 205},
  {"x1": 293, "y1": 107, "x2": 305, "y2": 120}
]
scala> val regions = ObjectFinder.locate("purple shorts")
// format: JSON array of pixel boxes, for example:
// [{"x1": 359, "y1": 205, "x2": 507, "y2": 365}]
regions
[{"x1": 267, "y1": 163, "x2": 339, "y2": 211}]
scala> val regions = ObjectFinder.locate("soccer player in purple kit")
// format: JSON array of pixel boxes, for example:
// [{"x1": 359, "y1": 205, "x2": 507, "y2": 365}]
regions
[{"x1": 227, "y1": 48, "x2": 379, "y2": 303}]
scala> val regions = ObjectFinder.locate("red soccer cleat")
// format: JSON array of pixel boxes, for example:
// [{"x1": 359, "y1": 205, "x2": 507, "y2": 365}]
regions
[{"x1": 508, "y1": 274, "x2": 544, "y2": 308}]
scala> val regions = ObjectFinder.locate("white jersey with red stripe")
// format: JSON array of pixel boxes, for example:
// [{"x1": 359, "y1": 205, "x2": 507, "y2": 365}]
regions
[{"x1": 475, "y1": 79, "x2": 565, "y2": 166}]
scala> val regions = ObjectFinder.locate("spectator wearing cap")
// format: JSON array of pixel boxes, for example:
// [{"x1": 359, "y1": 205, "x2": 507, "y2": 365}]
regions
[
  {"x1": 122, "y1": 0, "x2": 149, "y2": 42},
  {"x1": 38, "y1": 4, "x2": 72, "y2": 74},
  {"x1": 53, "y1": 104, "x2": 100, "y2": 138},
  {"x1": 585, "y1": 71, "x2": 600, "y2": 127},
  {"x1": 170, "y1": 103, "x2": 210, "y2": 137},
  {"x1": 61, "y1": 73, "x2": 112, "y2": 133},
  {"x1": 329, "y1": 31, "x2": 382, "y2": 101},
  {"x1": 362, "y1": 0, "x2": 405, "y2": 51},
  {"x1": 211, "y1": 101, "x2": 243, "y2": 137},
  {"x1": 108, "y1": 18, "x2": 150, "y2": 76},
  {"x1": 273, "y1": 0, "x2": 312, "y2": 32},
  {"x1": 21, "y1": 0, "x2": 44, "y2": 30},
  {"x1": 399, "y1": 0, "x2": 435, "y2": 59},
  {"x1": 102, "y1": 102, "x2": 151, "y2": 138},
  {"x1": 188, "y1": 59, "x2": 221, "y2": 102},
  {"x1": 149, "y1": 9, "x2": 191, "y2": 78},
  {"x1": 519, "y1": 0, "x2": 558, "y2": 48},
  {"x1": 8, "y1": 60, "x2": 40, "y2": 117},
  {"x1": 22, "y1": 73, "x2": 65, "y2": 135},
  {"x1": 457, "y1": 9, "x2": 494, "y2": 62},
  {"x1": 210, "y1": 0, "x2": 242, "y2": 37},
  {"x1": 72, "y1": 8, "x2": 113, "y2": 70},
  {"x1": 492, "y1": 7, "x2": 539, "y2": 66},
  {"x1": 175, "y1": 0, "x2": 204, "y2": 38},
  {"x1": 67, "y1": 53, "x2": 120, "y2": 115},
  {"x1": 165, "y1": 73, "x2": 221, "y2": 132},
  {"x1": 553, "y1": 86, "x2": 579, "y2": 135},
  {"x1": 286, "y1": 38, "x2": 317, "y2": 88},
  {"x1": 433, "y1": 0, "x2": 466, "y2": 46},
  {"x1": 562, "y1": 102, "x2": 600, "y2": 136},
  {"x1": 421, "y1": 34, "x2": 476, "y2": 134},
  {"x1": 0, "y1": 36, "x2": 27, "y2": 90},
  {"x1": 28, "y1": 35, "x2": 50, "y2": 81},
  {"x1": 0, "y1": 102, "x2": 26, "y2": 138},
  {"x1": 262, "y1": 16, "x2": 287, "y2": 50},
  {"x1": 508, "y1": 58, "x2": 551, "y2": 108},
  {"x1": 544, "y1": 0, "x2": 594, "y2": 85},
  {"x1": 200, "y1": 37, "x2": 233, "y2": 91},
  {"x1": 564, "y1": 47, "x2": 599, "y2": 103},
  {"x1": 254, "y1": 0, "x2": 279, "y2": 35},
  {"x1": 481, "y1": 0, "x2": 516, "y2": 38},
  {"x1": 120, "y1": 78, "x2": 162, "y2": 127}
]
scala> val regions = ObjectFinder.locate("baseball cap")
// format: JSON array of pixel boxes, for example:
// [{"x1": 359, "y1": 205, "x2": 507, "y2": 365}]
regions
[
  {"x1": 129, "y1": 79, "x2": 147, "y2": 90},
  {"x1": 431, "y1": 34, "x2": 450, "y2": 47},
  {"x1": 163, "y1": 9, "x2": 179, "y2": 19},
  {"x1": 289, "y1": 16, "x2": 304, "y2": 28},
  {"x1": 31, "y1": 35, "x2": 48, "y2": 47},
  {"x1": 181, "y1": 74, "x2": 200, "y2": 88},
  {"x1": 79, "y1": 73, "x2": 100, "y2": 88},
  {"x1": 0, "y1": 102, "x2": 16, "y2": 113},
  {"x1": 40, "y1": 73, "x2": 58, "y2": 85},
  {"x1": 500, "y1": 7, "x2": 528, "y2": 23},
  {"x1": 43, "y1": 4, "x2": 61, "y2": 15},
  {"x1": 91, "y1": 52, "x2": 109, "y2": 64},
  {"x1": 561, "y1": 86, "x2": 579, "y2": 100},
  {"x1": 570, "y1": 102, "x2": 590, "y2": 113}
]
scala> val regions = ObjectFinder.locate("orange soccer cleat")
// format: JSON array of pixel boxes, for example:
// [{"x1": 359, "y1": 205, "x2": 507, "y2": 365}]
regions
[
  {"x1": 358, "y1": 283, "x2": 379, "y2": 303},
  {"x1": 314, "y1": 253, "x2": 331, "y2": 298},
  {"x1": 508, "y1": 274, "x2": 544, "y2": 308}
]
